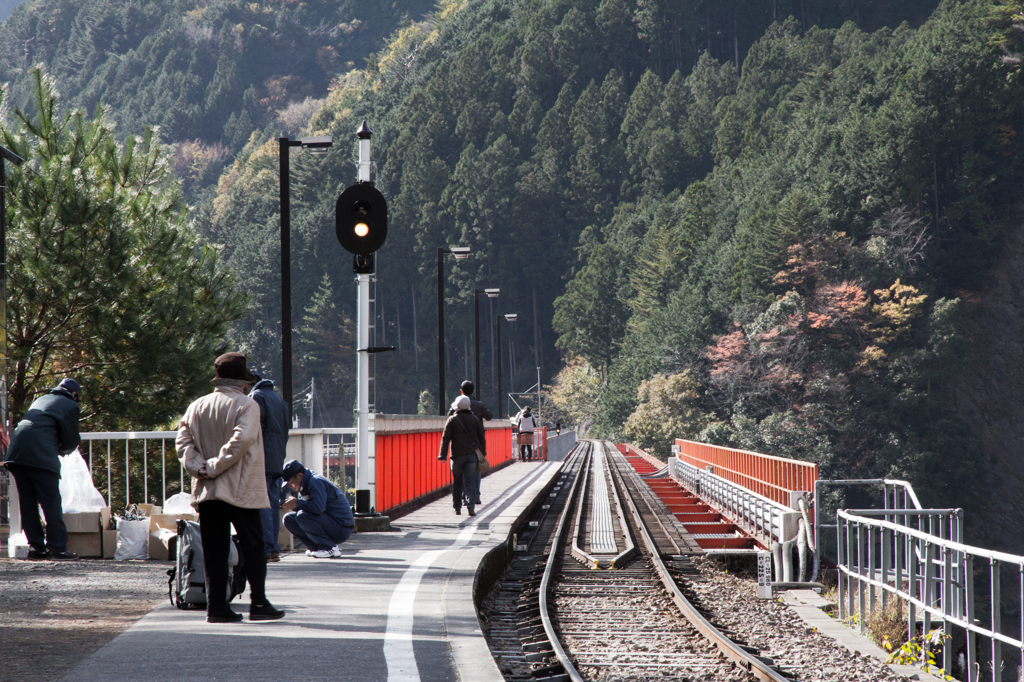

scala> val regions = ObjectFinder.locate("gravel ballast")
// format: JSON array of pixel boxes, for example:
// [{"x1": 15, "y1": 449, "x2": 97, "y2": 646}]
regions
[{"x1": 0, "y1": 557, "x2": 169, "y2": 682}]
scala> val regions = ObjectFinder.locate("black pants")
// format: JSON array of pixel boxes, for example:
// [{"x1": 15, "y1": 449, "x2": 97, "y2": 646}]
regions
[
  {"x1": 9, "y1": 465, "x2": 67, "y2": 553},
  {"x1": 197, "y1": 500, "x2": 267, "y2": 613},
  {"x1": 519, "y1": 443, "x2": 533, "y2": 460},
  {"x1": 450, "y1": 457, "x2": 479, "y2": 510}
]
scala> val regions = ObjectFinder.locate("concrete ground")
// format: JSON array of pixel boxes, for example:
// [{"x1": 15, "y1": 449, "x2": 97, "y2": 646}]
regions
[{"x1": 60, "y1": 461, "x2": 562, "y2": 682}]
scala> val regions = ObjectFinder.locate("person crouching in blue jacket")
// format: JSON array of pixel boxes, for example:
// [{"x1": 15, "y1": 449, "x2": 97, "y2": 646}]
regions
[{"x1": 280, "y1": 459, "x2": 354, "y2": 558}]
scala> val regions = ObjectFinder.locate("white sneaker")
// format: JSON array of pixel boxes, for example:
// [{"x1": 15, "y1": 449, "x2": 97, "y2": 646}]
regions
[
  {"x1": 311, "y1": 549, "x2": 334, "y2": 558},
  {"x1": 329, "y1": 547, "x2": 343, "y2": 559},
  {"x1": 305, "y1": 550, "x2": 314, "y2": 557}
]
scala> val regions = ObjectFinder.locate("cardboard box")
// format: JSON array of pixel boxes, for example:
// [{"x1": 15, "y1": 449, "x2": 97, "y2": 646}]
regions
[
  {"x1": 278, "y1": 509, "x2": 293, "y2": 551},
  {"x1": 102, "y1": 530, "x2": 117, "y2": 559},
  {"x1": 148, "y1": 528, "x2": 177, "y2": 561},
  {"x1": 66, "y1": 531, "x2": 102, "y2": 557},
  {"x1": 137, "y1": 504, "x2": 161, "y2": 516},
  {"x1": 150, "y1": 513, "x2": 197, "y2": 533},
  {"x1": 63, "y1": 511, "x2": 101, "y2": 533}
]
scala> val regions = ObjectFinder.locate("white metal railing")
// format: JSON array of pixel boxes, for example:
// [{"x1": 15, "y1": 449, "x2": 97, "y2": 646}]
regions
[
  {"x1": 669, "y1": 456, "x2": 792, "y2": 548},
  {"x1": 836, "y1": 506, "x2": 1023, "y2": 682},
  {"x1": 814, "y1": 478, "x2": 961, "y2": 566},
  {"x1": 77, "y1": 429, "x2": 358, "y2": 510}
]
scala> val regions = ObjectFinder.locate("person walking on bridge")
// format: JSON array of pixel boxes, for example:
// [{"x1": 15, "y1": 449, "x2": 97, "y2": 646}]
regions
[
  {"x1": 177, "y1": 352, "x2": 284, "y2": 623},
  {"x1": 3, "y1": 378, "x2": 82, "y2": 561},
  {"x1": 438, "y1": 395, "x2": 485, "y2": 516},
  {"x1": 448, "y1": 380, "x2": 490, "y2": 507}
]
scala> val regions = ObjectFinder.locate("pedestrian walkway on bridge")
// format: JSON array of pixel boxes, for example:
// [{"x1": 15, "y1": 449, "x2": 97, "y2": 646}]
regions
[{"x1": 61, "y1": 461, "x2": 562, "y2": 682}]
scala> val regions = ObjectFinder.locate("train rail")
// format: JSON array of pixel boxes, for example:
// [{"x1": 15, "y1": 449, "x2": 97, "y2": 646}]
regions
[{"x1": 483, "y1": 440, "x2": 790, "y2": 682}]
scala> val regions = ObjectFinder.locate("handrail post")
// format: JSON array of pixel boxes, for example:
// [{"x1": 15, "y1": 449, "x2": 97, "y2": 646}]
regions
[{"x1": 990, "y1": 558, "x2": 1000, "y2": 682}]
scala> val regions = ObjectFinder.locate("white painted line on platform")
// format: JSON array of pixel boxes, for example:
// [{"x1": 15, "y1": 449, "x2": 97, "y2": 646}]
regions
[{"x1": 384, "y1": 463, "x2": 557, "y2": 682}]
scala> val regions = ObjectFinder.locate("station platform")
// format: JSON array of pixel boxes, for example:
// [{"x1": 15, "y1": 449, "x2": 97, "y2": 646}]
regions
[{"x1": 61, "y1": 461, "x2": 564, "y2": 682}]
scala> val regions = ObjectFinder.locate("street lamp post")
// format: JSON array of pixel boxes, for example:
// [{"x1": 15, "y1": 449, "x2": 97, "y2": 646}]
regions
[
  {"x1": 437, "y1": 246, "x2": 470, "y2": 415},
  {"x1": 279, "y1": 135, "x2": 332, "y2": 424},
  {"x1": 0, "y1": 145, "x2": 24, "y2": 447},
  {"x1": 474, "y1": 288, "x2": 499, "y2": 398},
  {"x1": 496, "y1": 313, "x2": 517, "y2": 418}
]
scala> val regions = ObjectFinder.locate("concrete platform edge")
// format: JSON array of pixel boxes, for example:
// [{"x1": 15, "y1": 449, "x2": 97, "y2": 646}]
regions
[
  {"x1": 445, "y1": 462, "x2": 567, "y2": 682},
  {"x1": 780, "y1": 590, "x2": 947, "y2": 682}
]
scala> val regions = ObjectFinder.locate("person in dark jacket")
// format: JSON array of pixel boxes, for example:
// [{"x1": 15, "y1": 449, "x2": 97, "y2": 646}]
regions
[
  {"x1": 3, "y1": 378, "x2": 82, "y2": 560},
  {"x1": 251, "y1": 374, "x2": 289, "y2": 563},
  {"x1": 448, "y1": 380, "x2": 490, "y2": 507},
  {"x1": 437, "y1": 395, "x2": 485, "y2": 517},
  {"x1": 280, "y1": 459, "x2": 354, "y2": 558}
]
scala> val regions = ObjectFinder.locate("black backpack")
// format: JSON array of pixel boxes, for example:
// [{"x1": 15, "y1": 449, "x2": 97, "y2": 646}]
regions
[{"x1": 166, "y1": 519, "x2": 246, "y2": 609}]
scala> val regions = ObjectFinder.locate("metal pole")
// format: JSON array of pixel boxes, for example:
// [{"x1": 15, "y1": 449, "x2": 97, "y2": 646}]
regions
[
  {"x1": 496, "y1": 315, "x2": 502, "y2": 418},
  {"x1": 279, "y1": 137, "x2": 293, "y2": 424},
  {"x1": 437, "y1": 248, "x2": 445, "y2": 416},
  {"x1": 356, "y1": 273, "x2": 371, "y2": 497},
  {"x1": 355, "y1": 126, "x2": 372, "y2": 511},
  {"x1": 474, "y1": 290, "x2": 480, "y2": 394},
  {"x1": 0, "y1": 159, "x2": 6, "y2": 444},
  {"x1": 537, "y1": 366, "x2": 541, "y2": 419}
]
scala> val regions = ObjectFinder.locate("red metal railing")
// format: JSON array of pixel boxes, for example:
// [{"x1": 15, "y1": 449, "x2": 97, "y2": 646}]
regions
[
  {"x1": 674, "y1": 438, "x2": 818, "y2": 507},
  {"x1": 375, "y1": 425, "x2": 515, "y2": 513}
]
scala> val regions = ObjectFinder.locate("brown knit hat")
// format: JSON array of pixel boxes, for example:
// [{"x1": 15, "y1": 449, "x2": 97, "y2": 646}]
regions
[{"x1": 211, "y1": 352, "x2": 257, "y2": 385}]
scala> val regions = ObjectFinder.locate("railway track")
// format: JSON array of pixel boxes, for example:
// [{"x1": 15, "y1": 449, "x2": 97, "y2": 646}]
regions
[{"x1": 482, "y1": 440, "x2": 790, "y2": 682}]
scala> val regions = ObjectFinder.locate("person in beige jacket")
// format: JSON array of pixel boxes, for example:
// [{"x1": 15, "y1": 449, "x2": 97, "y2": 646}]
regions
[{"x1": 177, "y1": 352, "x2": 284, "y2": 623}]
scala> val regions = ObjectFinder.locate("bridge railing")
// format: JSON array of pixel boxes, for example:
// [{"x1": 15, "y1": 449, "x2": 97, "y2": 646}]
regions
[
  {"x1": 674, "y1": 438, "x2": 818, "y2": 507},
  {"x1": 836, "y1": 505, "x2": 1017, "y2": 682},
  {"x1": 372, "y1": 416, "x2": 514, "y2": 513},
  {"x1": 669, "y1": 456, "x2": 793, "y2": 548}
]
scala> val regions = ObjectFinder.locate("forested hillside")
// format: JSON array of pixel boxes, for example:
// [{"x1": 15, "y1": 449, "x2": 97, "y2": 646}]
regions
[
  {"x1": 552, "y1": 1, "x2": 1024, "y2": 522},
  {"x1": 205, "y1": 0, "x2": 948, "y2": 424},
  {"x1": 0, "y1": 0, "x2": 433, "y2": 203}
]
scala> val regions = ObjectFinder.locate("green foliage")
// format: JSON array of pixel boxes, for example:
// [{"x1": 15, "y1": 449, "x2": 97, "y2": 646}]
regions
[
  {"x1": 622, "y1": 371, "x2": 711, "y2": 459},
  {"x1": 2, "y1": 68, "x2": 244, "y2": 430},
  {"x1": 544, "y1": 358, "x2": 602, "y2": 436},
  {"x1": 568, "y1": 0, "x2": 1021, "y2": 518},
  {"x1": 0, "y1": 0, "x2": 434, "y2": 154}
]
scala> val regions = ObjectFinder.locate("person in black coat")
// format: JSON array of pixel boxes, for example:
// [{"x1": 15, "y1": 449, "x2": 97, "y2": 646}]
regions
[
  {"x1": 438, "y1": 395, "x2": 486, "y2": 516},
  {"x1": 3, "y1": 378, "x2": 82, "y2": 560},
  {"x1": 448, "y1": 380, "x2": 490, "y2": 506},
  {"x1": 251, "y1": 375, "x2": 289, "y2": 562}
]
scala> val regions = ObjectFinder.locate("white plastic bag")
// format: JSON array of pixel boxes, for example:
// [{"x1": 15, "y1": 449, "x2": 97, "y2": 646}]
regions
[
  {"x1": 114, "y1": 518, "x2": 149, "y2": 560},
  {"x1": 59, "y1": 450, "x2": 106, "y2": 512},
  {"x1": 162, "y1": 492, "x2": 195, "y2": 514}
]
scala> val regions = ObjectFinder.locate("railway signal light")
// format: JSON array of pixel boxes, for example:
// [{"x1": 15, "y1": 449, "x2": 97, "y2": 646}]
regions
[{"x1": 336, "y1": 182, "x2": 388, "y2": 255}]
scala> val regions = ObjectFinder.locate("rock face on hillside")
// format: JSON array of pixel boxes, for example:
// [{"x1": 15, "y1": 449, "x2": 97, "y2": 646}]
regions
[{"x1": 954, "y1": 210, "x2": 1024, "y2": 554}]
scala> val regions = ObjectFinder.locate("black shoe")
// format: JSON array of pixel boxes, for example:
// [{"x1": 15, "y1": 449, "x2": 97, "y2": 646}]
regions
[
  {"x1": 467, "y1": 506, "x2": 476, "y2": 517},
  {"x1": 250, "y1": 602, "x2": 285, "y2": 621},
  {"x1": 26, "y1": 549, "x2": 50, "y2": 560},
  {"x1": 207, "y1": 610, "x2": 243, "y2": 623},
  {"x1": 473, "y1": 499, "x2": 482, "y2": 505},
  {"x1": 50, "y1": 550, "x2": 79, "y2": 561},
  {"x1": 453, "y1": 508, "x2": 461, "y2": 516}
]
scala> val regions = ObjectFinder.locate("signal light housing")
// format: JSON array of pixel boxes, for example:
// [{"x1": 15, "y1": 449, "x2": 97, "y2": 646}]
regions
[{"x1": 336, "y1": 183, "x2": 387, "y2": 255}]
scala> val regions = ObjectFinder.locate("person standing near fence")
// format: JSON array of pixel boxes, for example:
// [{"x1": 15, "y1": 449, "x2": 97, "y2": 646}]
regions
[
  {"x1": 251, "y1": 373, "x2": 289, "y2": 563},
  {"x1": 176, "y1": 352, "x2": 284, "y2": 623},
  {"x1": 438, "y1": 395, "x2": 485, "y2": 517},
  {"x1": 514, "y1": 406, "x2": 537, "y2": 461},
  {"x1": 3, "y1": 378, "x2": 82, "y2": 561}
]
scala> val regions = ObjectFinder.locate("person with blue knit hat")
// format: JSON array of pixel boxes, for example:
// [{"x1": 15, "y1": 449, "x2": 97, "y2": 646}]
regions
[{"x1": 3, "y1": 377, "x2": 83, "y2": 560}]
